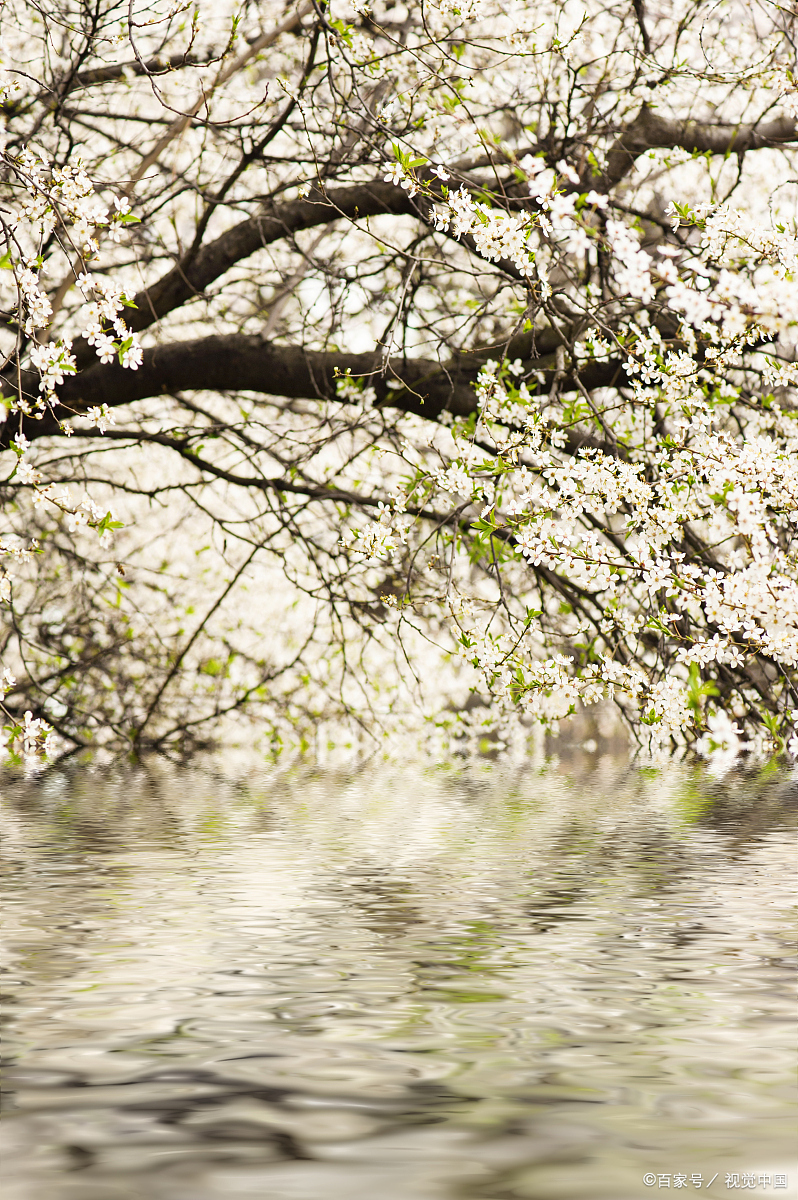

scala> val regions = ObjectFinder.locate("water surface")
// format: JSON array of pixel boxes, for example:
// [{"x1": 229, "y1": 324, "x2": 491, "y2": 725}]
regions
[{"x1": 1, "y1": 761, "x2": 796, "y2": 1199}]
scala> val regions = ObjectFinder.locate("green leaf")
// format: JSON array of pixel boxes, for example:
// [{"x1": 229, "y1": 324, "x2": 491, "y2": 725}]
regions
[
  {"x1": 96, "y1": 510, "x2": 125, "y2": 537},
  {"x1": 686, "y1": 662, "x2": 719, "y2": 715}
]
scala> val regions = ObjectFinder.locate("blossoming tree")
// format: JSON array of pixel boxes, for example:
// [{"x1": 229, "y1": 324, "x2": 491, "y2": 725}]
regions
[{"x1": 1, "y1": 0, "x2": 797, "y2": 759}]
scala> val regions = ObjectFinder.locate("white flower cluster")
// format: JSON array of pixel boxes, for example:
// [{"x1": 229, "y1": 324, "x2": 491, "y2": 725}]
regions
[
  {"x1": 431, "y1": 460, "x2": 475, "y2": 498},
  {"x1": 0, "y1": 701, "x2": 54, "y2": 757},
  {"x1": 419, "y1": 288, "x2": 798, "y2": 752},
  {"x1": 658, "y1": 258, "x2": 798, "y2": 342},
  {"x1": 0, "y1": 68, "x2": 22, "y2": 104},
  {"x1": 350, "y1": 521, "x2": 400, "y2": 561},
  {"x1": 16, "y1": 262, "x2": 53, "y2": 335},
  {"x1": 29, "y1": 339, "x2": 77, "y2": 396},
  {"x1": 699, "y1": 562, "x2": 798, "y2": 666},
  {"x1": 343, "y1": 500, "x2": 408, "y2": 563},
  {"x1": 8, "y1": 147, "x2": 130, "y2": 254},
  {"x1": 0, "y1": 149, "x2": 142, "y2": 408},
  {"x1": 697, "y1": 204, "x2": 798, "y2": 278},
  {"x1": 384, "y1": 153, "x2": 653, "y2": 302},
  {"x1": 383, "y1": 161, "x2": 420, "y2": 198},
  {"x1": 76, "y1": 273, "x2": 143, "y2": 370},
  {"x1": 0, "y1": 151, "x2": 134, "y2": 640},
  {"x1": 0, "y1": 519, "x2": 39, "y2": 602},
  {"x1": 84, "y1": 404, "x2": 115, "y2": 434},
  {"x1": 3, "y1": 440, "x2": 121, "y2": 609},
  {"x1": 384, "y1": 158, "x2": 549, "y2": 280},
  {"x1": 433, "y1": 0, "x2": 485, "y2": 20},
  {"x1": 604, "y1": 219, "x2": 655, "y2": 304},
  {"x1": 431, "y1": 185, "x2": 539, "y2": 278}
]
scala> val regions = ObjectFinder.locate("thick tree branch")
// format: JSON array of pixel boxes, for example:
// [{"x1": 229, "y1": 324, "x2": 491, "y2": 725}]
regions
[
  {"x1": 601, "y1": 105, "x2": 798, "y2": 189},
  {"x1": 1, "y1": 334, "x2": 628, "y2": 452}
]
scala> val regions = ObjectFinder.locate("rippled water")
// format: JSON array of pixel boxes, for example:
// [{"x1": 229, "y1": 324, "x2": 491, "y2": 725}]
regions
[{"x1": 1, "y1": 761, "x2": 796, "y2": 1200}]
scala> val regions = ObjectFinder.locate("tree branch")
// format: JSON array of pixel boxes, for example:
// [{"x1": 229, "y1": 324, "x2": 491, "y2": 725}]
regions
[
  {"x1": 123, "y1": 182, "x2": 421, "y2": 339},
  {"x1": 1, "y1": 333, "x2": 628, "y2": 454},
  {"x1": 0, "y1": 53, "x2": 214, "y2": 115},
  {"x1": 601, "y1": 105, "x2": 798, "y2": 189},
  {"x1": 93, "y1": 104, "x2": 798, "y2": 349}
]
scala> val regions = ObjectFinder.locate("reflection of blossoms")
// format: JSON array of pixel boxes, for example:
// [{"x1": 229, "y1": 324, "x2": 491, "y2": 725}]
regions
[{"x1": 695, "y1": 710, "x2": 745, "y2": 774}]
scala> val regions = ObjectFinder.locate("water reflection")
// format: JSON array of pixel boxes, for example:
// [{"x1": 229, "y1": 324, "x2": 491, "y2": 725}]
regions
[{"x1": 1, "y1": 761, "x2": 796, "y2": 1199}]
